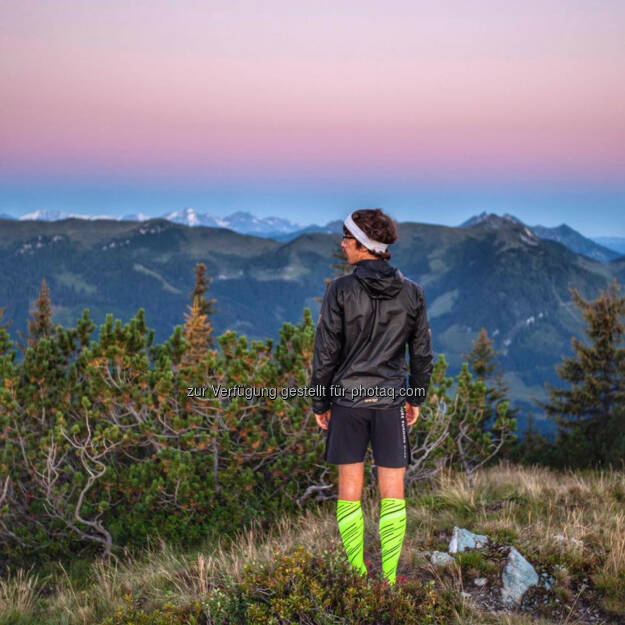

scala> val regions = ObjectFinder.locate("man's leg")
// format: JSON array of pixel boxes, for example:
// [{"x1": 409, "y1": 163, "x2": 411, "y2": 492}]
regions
[
  {"x1": 338, "y1": 462, "x2": 364, "y2": 500},
  {"x1": 378, "y1": 466, "x2": 404, "y2": 499},
  {"x1": 378, "y1": 467, "x2": 407, "y2": 585},
  {"x1": 336, "y1": 462, "x2": 367, "y2": 576}
]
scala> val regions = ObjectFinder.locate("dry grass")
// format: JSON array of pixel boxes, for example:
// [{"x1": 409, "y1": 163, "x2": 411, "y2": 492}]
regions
[
  {"x1": 0, "y1": 566, "x2": 42, "y2": 620},
  {"x1": 29, "y1": 505, "x2": 341, "y2": 624},
  {"x1": 1, "y1": 461, "x2": 623, "y2": 625},
  {"x1": 410, "y1": 460, "x2": 625, "y2": 565},
  {"x1": 408, "y1": 460, "x2": 625, "y2": 620}
]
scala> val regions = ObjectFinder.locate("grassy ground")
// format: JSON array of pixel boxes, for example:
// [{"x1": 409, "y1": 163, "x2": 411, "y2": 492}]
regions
[{"x1": 1, "y1": 460, "x2": 624, "y2": 624}]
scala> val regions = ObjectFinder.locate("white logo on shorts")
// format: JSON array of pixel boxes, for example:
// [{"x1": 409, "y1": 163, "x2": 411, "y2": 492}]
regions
[{"x1": 400, "y1": 406, "x2": 407, "y2": 461}]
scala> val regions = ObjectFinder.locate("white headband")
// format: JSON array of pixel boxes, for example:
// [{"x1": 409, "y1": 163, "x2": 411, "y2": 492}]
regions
[{"x1": 343, "y1": 213, "x2": 389, "y2": 254}]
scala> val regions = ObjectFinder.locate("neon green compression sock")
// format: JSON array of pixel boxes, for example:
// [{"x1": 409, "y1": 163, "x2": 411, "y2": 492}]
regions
[
  {"x1": 379, "y1": 498, "x2": 407, "y2": 585},
  {"x1": 336, "y1": 499, "x2": 367, "y2": 576}
]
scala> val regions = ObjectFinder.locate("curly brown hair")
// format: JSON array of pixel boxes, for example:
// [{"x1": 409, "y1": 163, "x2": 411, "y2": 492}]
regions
[{"x1": 343, "y1": 208, "x2": 398, "y2": 261}]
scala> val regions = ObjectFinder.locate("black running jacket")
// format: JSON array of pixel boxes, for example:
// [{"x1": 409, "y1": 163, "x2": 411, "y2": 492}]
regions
[{"x1": 310, "y1": 258, "x2": 434, "y2": 414}]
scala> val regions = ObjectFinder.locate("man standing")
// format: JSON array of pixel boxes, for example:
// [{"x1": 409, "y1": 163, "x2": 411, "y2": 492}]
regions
[{"x1": 310, "y1": 208, "x2": 433, "y2": 586}]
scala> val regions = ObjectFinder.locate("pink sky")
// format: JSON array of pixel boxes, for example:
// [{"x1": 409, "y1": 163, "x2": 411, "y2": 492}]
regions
[{"x1": 1, "y1": 1, "x2": 624, "y2": 185}]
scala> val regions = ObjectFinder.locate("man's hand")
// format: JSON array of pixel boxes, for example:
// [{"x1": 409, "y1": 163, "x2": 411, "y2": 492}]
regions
[
  {"x1": 405, "y1": 403, "x2": 420, "y2": 426},
  {"x1": 315, "y1": 409, "x2": 331, "y2": 430}
]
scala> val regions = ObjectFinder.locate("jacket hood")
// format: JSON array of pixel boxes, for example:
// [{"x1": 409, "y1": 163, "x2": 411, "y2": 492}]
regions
[{"x1": 353, "y1": 259, "x2": 404, "y2": 300}]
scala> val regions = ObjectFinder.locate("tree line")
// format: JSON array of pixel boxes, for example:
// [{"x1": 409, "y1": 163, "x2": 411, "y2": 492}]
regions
[{"x1": 0, "y1": 260, "x2": 622, "y2": 572}]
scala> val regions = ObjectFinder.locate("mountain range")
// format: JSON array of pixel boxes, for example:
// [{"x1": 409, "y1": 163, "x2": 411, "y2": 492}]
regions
[
  {"x1": 459, "y1": 212, "x2": 621, "y2": 263},
  {"x1": 8, "y1": 208, "x2": 305, "y2": 238},
  {"x1": 2, "y1": 213, "x2": 625, "y2": 439},
  {"x1": 5, "y1": 208, "x2": 624, "y2": 260}
]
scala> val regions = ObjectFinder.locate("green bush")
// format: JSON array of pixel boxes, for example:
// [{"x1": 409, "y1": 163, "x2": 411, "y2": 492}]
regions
[
  {"x1": 205, "y1": 544, "x2": 451, "y2": 625},
  {"x1": 100, "y1": 600, "x2": 206, "y2": 625},
  {"x1": 0, "y1": 309, "x2": 330, "y2": 569},
  {"x1": 98, "y1": 545, "x2": 452, "y2": 625}
]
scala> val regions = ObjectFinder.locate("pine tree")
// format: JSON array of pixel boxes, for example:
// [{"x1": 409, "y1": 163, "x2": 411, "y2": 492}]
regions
[
  {"x1": 0, "y1": 306, "x2": 16, "y2": 374},
  {"x1": 463, "y1": 328, "x2": 518, "y2": 433},
  {"x1": 181, "y1": 296, "x2": 213, "y2": 368},
  {"x1": 315, "y1": 241, "x2": 353, "y2": 305},
  {"x1": 189, "y1": 263, "x2": 216, "y2": 347},
  {"x1": 0, "y1": 305, "x2": 10, "y2": 332},
  {"x1": 509, "y1": 411, "x2": 555, "y2": 467},
  {"x1": 539, "y1": 279, "x2": 625, "y2": 469},
  {"x1": 465, "y1": 328, "x2": 497, "y2": 379},
  {"x1": 417, "y1": 354, "x2": 516, "y2": 486},
  {"x1": 18, "y1": 278, "x2": 55, "y2": 352},
  {"x1": 329, "y1": 241, "x2": 352, "y2": 279}
]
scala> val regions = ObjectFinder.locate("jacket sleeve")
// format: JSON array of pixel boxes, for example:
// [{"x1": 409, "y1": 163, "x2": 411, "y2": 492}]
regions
[
  {"x1": 310, "y1": 279, "x2": 344, "y2": 413},
  {"x1": 407, "y1": 285, "x2": 434, "y2": 406}
]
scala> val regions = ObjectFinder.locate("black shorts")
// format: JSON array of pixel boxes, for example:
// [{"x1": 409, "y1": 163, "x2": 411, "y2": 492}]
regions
[{"x1": 324, "y1": 403, "x2": 412, "y2": 468}]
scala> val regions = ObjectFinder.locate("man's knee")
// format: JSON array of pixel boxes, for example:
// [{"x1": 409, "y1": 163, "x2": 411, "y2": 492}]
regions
[
  {"x1": 377, "y1": 466, "x2": 406, "y2": 499},
  {"x1": 338, "y1": 462, "x2": 364, "y2": 500}
]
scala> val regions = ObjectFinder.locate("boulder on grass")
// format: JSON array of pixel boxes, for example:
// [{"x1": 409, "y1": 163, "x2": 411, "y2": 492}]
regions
[
  {"x1": 448, "y1": 526, "x2": 489, "y2": 553},
  {"x1": 430, "y1": 551, "x2": 456, "y2": 566},
  {"x1": 500, "y1": 546, "x2": 539, "y2": 606}
]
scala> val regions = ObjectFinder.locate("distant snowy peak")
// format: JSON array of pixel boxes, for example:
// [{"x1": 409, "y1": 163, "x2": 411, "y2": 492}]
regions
[
  {"x1": 162, "y1": 207, "x2": 204, "y2": 227},
  {"x1": 11, "y1": 207, "x2": 307, "y2": 234},
  {"x1": 221, "y1": 211, "x2": 301, "y2": 234},
  {"x1": 154, "y1": 208, "x2": 301, "y2": 233},
  {"x1": 121, "y1": 212, "x2": 152, "y2": 222},
  {"x1": 19, "y1": 209, "x2": 116, "y2": 222},
  {"x1": 19, "y1": 209, "x2": 68, "y2": 221}
]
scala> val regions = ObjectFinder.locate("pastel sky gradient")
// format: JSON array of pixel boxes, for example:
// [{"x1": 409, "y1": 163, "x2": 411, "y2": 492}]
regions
[{"x1": 1, "y1": 1, "x2": 624, "y2": 234}]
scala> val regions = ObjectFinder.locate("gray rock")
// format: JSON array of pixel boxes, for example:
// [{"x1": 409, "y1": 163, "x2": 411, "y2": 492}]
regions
[
  {"x1": 430, "y1": 550, "x2": 456, "y2": 566},
  {"x1": 448, "y1": 526, "x2": 488, "y2": 553},
  {"x1": 500, "y1": 546, "x2": 539, "y2": 606},
  {"x1": 474, "y1": 577, "x2": 488, "y2": 586},
  {"x1": 540, "y1": 572, "x2": 555, "y2": 590}
]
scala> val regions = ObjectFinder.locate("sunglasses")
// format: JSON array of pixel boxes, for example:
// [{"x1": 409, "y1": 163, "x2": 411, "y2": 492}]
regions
[{"x1": 342, "y1": 234, "x2": 355, "y2": 240}]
